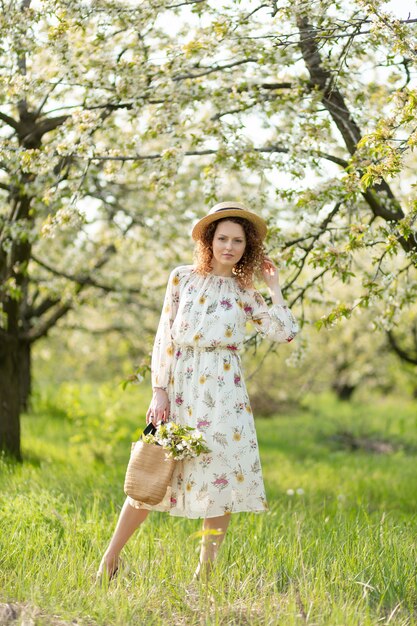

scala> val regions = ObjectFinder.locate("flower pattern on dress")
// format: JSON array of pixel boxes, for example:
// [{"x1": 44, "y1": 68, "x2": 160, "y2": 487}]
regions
[
  {"x1": 196, "y1": 417, "x2": 211, "y2": 430},
  {"x1": 129, "y1": 265, "x2": 300, "y2": 519},
  {"x1": 212, "y1": 473, "x2": 229, "y2": 491}
]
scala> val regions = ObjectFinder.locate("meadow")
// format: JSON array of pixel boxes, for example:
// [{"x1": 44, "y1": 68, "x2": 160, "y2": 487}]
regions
[{"x1": 0, "y1": 383, "x2": 416, "y2": 625}]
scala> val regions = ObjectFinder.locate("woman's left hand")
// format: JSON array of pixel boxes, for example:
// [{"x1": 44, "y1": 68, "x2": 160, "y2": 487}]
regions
[{"x1": 261, "y1": 257, "x2": 280, "y2": 290}]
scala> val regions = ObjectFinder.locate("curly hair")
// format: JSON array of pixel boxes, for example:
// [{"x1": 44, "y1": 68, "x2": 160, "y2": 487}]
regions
[{"x1": 193, "y1": 217, "x2": 266, "y2": 289}]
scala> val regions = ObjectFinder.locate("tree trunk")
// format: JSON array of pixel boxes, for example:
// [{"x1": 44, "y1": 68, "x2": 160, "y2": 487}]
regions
[
  {"x1": 332, "y1": 381, "x2": 356, "y2": 401},
  {"x1": 0, "y1": 189, "x2": 32, "y2": 461},
  {"x1": 19, "y1": 339, "x2": 31, "y2": 412},
  {"x1": 0, "y1": 330, "x2": 21, "y2": 460}
]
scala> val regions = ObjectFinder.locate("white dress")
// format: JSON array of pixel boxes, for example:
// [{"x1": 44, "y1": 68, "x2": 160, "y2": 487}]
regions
[{"x1": 128, "y1": 265, "x2": 299, "y2": 519}]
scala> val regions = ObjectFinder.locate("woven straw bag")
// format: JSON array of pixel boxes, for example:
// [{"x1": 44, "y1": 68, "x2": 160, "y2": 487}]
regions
[{"x1": 124, "y1": 423, "x2": 175, "y2": 505}]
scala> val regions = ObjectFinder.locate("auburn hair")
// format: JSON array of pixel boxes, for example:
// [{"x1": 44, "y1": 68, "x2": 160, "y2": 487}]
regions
[{"x1": 193, "y1": 217, "x2": 266, "y2": 289}]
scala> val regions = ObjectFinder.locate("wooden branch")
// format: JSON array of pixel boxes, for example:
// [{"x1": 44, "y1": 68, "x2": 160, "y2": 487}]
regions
[
  {"x1": 20, "y1": 114, "x2": 70, "y2": 147},
  {"x1": 284, "y1": 203, "x2": 343, "y2": 290},
  {"x1": 60, "y1": 144, "x2": 347, "y2": 167},
  {"x1": 43, "y1": 82, "x2": 293, "y2": 117},
  {"x1": 166, "y1": 0, "x2": 206, "y2": 7},
  {"x1": 31, "y1": 253, "x2": 142, "y2": 294},
  {"x1": 56, "y1": 323, "x2": 136, "y2": 335},
  {"x1": 29, "y1": 295, "x2": 60, "y2": 319},
  {"x1": 211, "y1": 106, "x2": 256, "y2": 121},
  {"x1": 24, "y1": 301, "x2": 72, "y2": 342},
  {"x1": 34, "y1": 79, "x2": 64, "y2": 117},
  {"x1": 238, "y1": 18, "x2": 417, "y2": 45},
  {"x1": 57, "y1": 320, "x2": 155, "y2": 335},
  {"x1": 173, "y1": 57, "x2": 258, "y2": 81},
  {"x1": 291, "y1": 267, "x2": 328, "y2": 305},
  {"x1": 0, "y1": 111, "x2": 20, "y2": 131},
  {"x1": 296, "y1": 14, "x2": 417, "y2": 256},
  {"x1": 21, "y1": 241, "x2": 122, "y2": 342},
  {"x1": 238, "y1": 3, "x2": 270, "y2": 23},
  {"x1": 297, "y1": 15, "x2": 362, "y2": 154},
  {"x1": 259, "y1": 82, "x2": 293, "y2": 90},
  {"x1": 260, "y1": 144, "x2": 348, "y2": 167},
  {"x1": 386, "y1": 329, "x2": 417, "y2": 365}
]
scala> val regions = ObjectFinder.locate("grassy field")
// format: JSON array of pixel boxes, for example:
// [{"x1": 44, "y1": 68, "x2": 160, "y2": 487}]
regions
[{"x1": 0, "y1": 384, "x2": 416, "y2": 625}]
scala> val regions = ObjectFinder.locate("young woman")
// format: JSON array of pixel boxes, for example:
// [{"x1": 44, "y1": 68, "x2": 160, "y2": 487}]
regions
[{"x1": 97, "y1": 201, "x2": 299, "y2": 582}]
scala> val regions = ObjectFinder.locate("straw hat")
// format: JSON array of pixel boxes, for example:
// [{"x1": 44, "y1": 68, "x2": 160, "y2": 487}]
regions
[{"x1": 191, "y1": 201, "x2": 268, "y2": 241}]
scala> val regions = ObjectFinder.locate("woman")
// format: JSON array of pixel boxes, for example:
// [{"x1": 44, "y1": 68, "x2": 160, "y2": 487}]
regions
[{"x1": 97, "y1": 201, "x2": 299, "y2": 582}]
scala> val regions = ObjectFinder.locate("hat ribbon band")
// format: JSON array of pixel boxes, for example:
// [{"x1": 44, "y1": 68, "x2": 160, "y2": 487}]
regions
[{"x1": 214, "y1": 207, "x2": 244, "y2": 213}]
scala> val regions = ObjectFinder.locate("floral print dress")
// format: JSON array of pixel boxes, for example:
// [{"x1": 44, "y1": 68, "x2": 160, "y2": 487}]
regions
[{"x1": 128, "y1": 265, "x2": 299, "y2": 519}]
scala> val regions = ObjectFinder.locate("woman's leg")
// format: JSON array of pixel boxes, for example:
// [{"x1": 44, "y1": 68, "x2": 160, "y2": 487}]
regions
[
  {"x1": 97, "y1": 498, "x2": 150, "y2": 578},
  {"x1": 194, "y1": 514, "x2": 231, "y2": 580}
]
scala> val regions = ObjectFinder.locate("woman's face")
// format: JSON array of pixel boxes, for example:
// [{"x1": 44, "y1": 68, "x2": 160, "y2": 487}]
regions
[{"x1": 211, "y1": 220, "x2": 246, "y2": 269}]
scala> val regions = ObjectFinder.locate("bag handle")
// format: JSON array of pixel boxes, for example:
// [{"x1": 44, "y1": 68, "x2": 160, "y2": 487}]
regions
[
  {"x1": 141, "y1": 421, "x2": 170, "y2": 445},
  {"x1": 142, "y1": 422, "x2": 157, "y2": 437},
  {"x1": 143, "y1": 420, "x2": 169, "y2": 437}
]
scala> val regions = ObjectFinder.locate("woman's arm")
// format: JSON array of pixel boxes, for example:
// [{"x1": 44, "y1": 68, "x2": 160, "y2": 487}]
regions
[
  {"x1": 150, "y1": 268, "x2": 180, "y2": 391},
  {"x1": 244, "y1": 257, "x2": 300, "y2": 343},
  {"x1": 147, "y1": 268, "x2": 180, "y2": 424}
]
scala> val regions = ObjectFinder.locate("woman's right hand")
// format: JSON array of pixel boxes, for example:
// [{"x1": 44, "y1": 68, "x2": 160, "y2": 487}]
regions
[{"x1": 146, "y1": 388, "x2": 170, "y2": 426}]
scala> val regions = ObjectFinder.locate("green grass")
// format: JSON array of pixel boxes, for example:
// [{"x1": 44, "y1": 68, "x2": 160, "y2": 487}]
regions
[{"x1": 1, "y1": 385, "x2": 417, "y2": 625}]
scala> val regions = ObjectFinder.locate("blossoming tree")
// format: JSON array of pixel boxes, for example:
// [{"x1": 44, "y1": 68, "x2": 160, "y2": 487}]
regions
[{"x1": 1, "y1": 0, "x2": 416, "y2": 458}]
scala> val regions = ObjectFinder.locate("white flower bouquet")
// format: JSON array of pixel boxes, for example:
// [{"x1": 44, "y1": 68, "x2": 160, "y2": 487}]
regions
[{"x1": 142, "y1": 421, "x2": 210, "y2": 460}]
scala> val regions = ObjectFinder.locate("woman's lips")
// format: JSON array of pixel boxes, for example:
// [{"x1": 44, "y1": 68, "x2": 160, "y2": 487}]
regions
[{"x1": 223, "y1": 254, "x2": 233, "y2": 258}]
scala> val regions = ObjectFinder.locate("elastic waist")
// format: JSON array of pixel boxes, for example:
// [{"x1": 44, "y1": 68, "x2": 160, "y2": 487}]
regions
[{"x1": 175, "y1": 343, "x2": 240, "y2": 354}]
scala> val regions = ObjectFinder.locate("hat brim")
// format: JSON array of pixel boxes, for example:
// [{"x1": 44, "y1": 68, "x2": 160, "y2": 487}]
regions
[{"x1": 191, "y1": 209, "x2": 267, "y2": 241}]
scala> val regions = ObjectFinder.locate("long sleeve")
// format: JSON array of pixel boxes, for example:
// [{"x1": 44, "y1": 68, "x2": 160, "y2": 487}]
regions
[
  {"x1": 151, "y1": 267, "x2": 181, "y2": 390},
  {"x1": 243, "y1": 289, "x2": 299, "y2": 343}
]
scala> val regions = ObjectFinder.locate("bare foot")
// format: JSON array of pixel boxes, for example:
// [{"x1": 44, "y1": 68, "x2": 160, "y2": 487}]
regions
[{"x1": 193, "y1": 560, "x2": 213, "y2": 582}]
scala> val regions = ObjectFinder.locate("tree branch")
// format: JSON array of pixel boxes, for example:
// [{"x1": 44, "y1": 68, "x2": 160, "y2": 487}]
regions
[
  {"x1": 284, "y1": 203, "x2": 343, "y2": 290},
  {"x1": 0, "y1": 111, "x2": 20, "y2": 131},
  {"x1": 55, "y1": 144, "x2": 346, "y2": 168},
  {"x1": 21, "y1": 243, "x2": 122, "y2": 341},
  {"x1": 296, "y1": 14, "x2": 416, "y2": 256},
  {"x1": 31, "y1": 252, "x2": 142, "y2": 294},
  {"x1": 24, "y1": 301, "x2": 72, "y2": 342},
  {"x1": 173, "y1": 57, "x2": 258, "y2": 81},
  {"x1": 386, "y1": 329, "x2": 417, "y2": 365},
  {"x1": 20, "y1": 114, "x2": 70, "y2": 147},
  {"x1": 297, "y1": 15, "x2": 362, "y2": 154}
]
